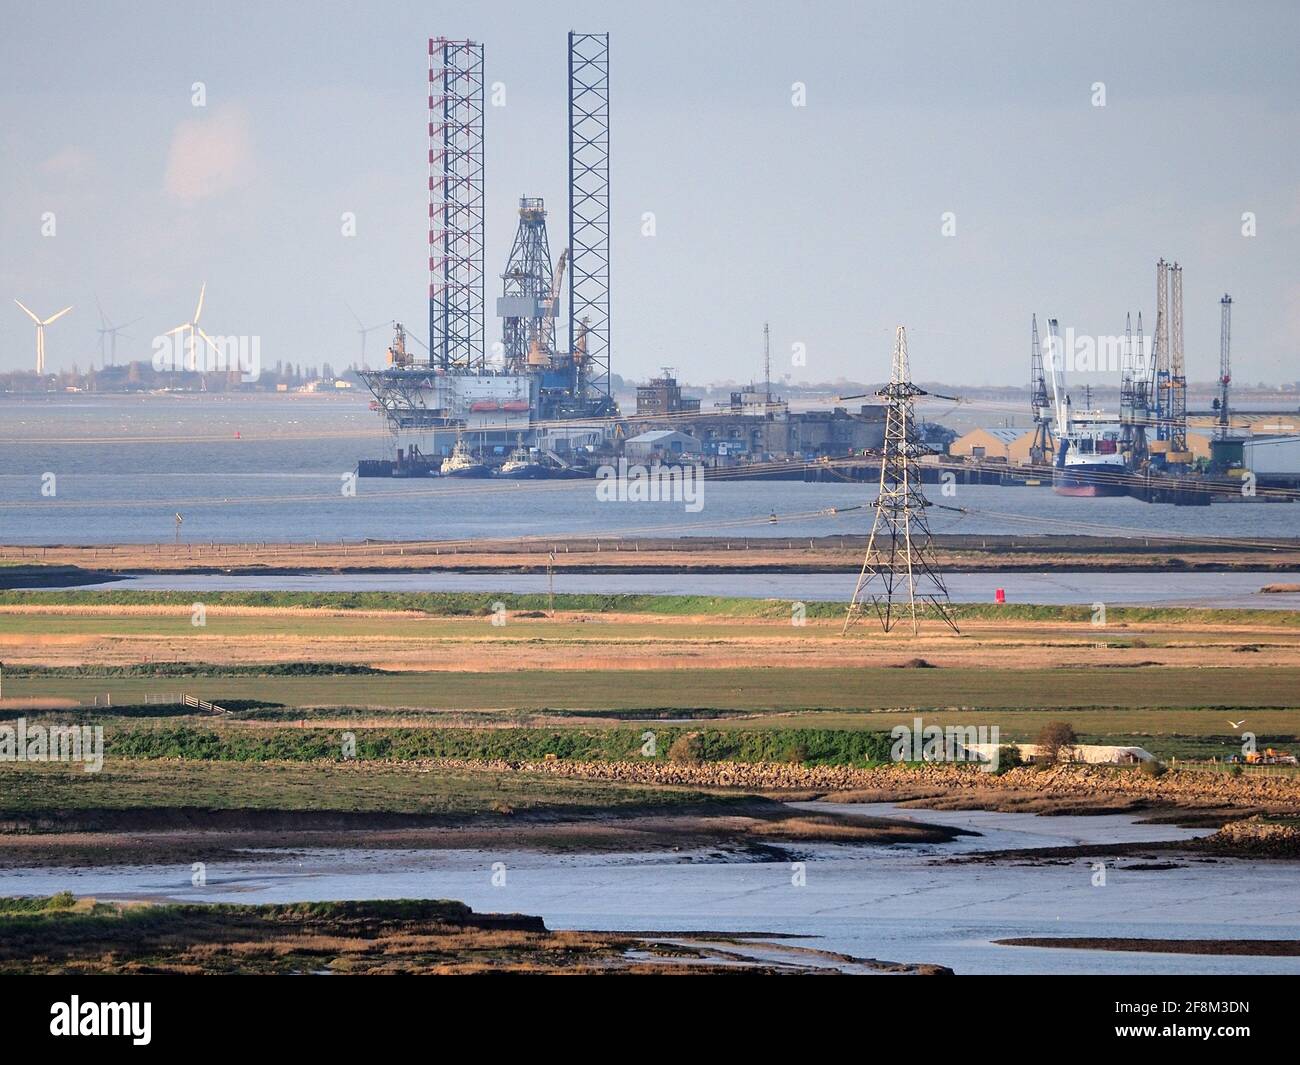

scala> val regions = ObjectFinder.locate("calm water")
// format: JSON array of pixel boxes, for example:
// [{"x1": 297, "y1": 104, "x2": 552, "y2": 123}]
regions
[
  {"x1": 74, "y1": 569, "x2": 1300, "y2": 608},
  {"x1": 4, "y1": 804, "x2": 1295, "y2": 975},
  {"x1": 1, "y1": 394, "x2": 1297, "y2": 544}
]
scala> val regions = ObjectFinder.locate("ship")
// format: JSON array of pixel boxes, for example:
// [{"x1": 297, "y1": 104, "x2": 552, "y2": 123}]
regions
[
  {"x1": 496, "y1": 445, "x2": 548, "y2": 479},
  {"x1": 439, "y1": 438, "x2": 490, "y2": 478},
  {"x1": 1042, "y1": 318, "x2": 1132, "y2": 498},
  {"x1": 1053, "y1": 420, "x2": 1129, "y2": 497}
]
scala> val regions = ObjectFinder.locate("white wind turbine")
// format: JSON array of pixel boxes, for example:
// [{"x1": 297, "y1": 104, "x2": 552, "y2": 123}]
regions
[
  {"x1": 14, "y1": 300, "x2": 73, "y2": 374},
  {"x1": 164, "y1": 283, "x2": 218, "y2": 371},
  {"x1": 95, "y1": 295, "x2": 142, "y2": 368},
  {"x1": 345, "y1": 302, "x2": 389, "y2": 369}
]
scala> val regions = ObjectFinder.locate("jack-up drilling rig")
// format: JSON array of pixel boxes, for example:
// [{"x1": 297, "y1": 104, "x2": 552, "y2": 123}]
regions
[{"x1": 357, "y1": 32, "x2": 617, "y2": 459}]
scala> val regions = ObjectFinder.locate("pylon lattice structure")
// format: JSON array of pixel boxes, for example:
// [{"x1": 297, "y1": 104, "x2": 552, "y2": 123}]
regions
[
  {"x1": 568, "y1": 31, "x2": 611, "y2": 403},
  {"x1": 843, "y1": 326, "x2": 959, "y2": 635},
  {"x1": 429, "y1": 37, "x2": 485, "y2": 371}
]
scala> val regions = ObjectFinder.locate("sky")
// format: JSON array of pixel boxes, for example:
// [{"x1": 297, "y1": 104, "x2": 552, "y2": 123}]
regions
[{"x1": 1, "y1": 0, "x2": 1297, "y2": 387}]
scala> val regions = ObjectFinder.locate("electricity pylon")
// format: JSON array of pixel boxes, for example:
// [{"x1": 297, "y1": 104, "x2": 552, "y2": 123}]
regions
[{"x1": 842, "y1": 326, "x2": 958, "y2": 635}]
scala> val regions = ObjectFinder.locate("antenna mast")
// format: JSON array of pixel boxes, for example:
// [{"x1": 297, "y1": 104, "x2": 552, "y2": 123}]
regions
[
  {"x1": 1218, "y1": 294, "x2": 1232, "y2": 440},
  {"x1": 763, "y1": 322, "x2": 772, "y2": 408}
]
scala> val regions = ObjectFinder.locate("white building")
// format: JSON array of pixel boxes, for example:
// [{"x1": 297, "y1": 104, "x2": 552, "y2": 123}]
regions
[
  {"x1": 1243, "y1": 434, "x2": 1300, "y2": 477},
  {"x1": 624, "y1": 430, "x2": 701, "y2": 460},
  {"x1": 967, "y1": 743, "x2": 1156, "y2": 765}
]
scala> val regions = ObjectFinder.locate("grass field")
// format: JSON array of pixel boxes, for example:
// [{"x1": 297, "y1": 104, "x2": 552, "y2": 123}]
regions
[
  {"x1": 0, "y1": 895, "x2": 913, "y2": 974},
  {"x1": 2, "y1": 703, "x2": 1295, "y2": 760},
  {"x1": 1, "y1": 590, "x2": 1296, "y2": 763},
  {"x1": 0, "y1": 897, "x2": 662, "y2": 975},
  {"x1": 3, "y1": 589, "x2": 1299, "y2": 626},
  {"x1": 0, "y1": 758, "x2": 719, "y2": 818},
  {"x1": 8, "y1": 664, "x2": 1300, "y2": 713}
]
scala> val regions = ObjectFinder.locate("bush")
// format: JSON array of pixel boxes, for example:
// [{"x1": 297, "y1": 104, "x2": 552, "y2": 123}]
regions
[
  {"x1": 106, "y1": 724, "x2": 895, "y2": 768},
  {"x1": 667, "y1": 733, "x2": 704, "y2": 764},
  {"x1": 995, "y1": 744, "x2": 1024, "y2": 772},
  {"x1": 1139, "y1": 758, "x2": 1166, "y2": 778},
  {"x1": 1035, "y1": 721, "x2": 1078, "y2": 764}
]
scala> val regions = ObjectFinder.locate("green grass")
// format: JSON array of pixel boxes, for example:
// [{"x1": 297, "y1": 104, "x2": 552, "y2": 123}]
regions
[
  {"x1": 4, "y1": 662, "x2": 387, "y2": 678},
  {"x1": 2, "y1": 588, "x2": 1298, "y2": 626},
  {"x1": 13, "y1": 703, "x2": 1293, "y2": 760},
  {"x1": 0, "y1": 758, "x2": 722, "y2": 818},
  {"x1": 0, "y1": 897, "x2": 638, "y2": 975},
  {"x1": 98, "y1": 724, "x2": 892, "y2": 767},
  {"x1": 0, "y1": 892, "x2": 78, "y2": 914},
  {"x1": 10, "y1": 665, "x2": 1300, "y2": 712}
]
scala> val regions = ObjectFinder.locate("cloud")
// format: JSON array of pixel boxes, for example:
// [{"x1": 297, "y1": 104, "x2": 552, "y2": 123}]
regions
[
  {"x1": 1284, "y1": 184, "x2": 1300, "y2": 228},
  {"x1": 163, "y1": 105, "x2": 255, "y2": 205},
  {"x1": 39, "y1": 146, "x2": 94, "y2": 178}
]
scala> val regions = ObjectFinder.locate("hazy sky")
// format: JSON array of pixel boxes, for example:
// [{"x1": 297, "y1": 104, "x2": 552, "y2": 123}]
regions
[{"x1": 2, "y1": 0, "x2": 1297, "y2": 386}]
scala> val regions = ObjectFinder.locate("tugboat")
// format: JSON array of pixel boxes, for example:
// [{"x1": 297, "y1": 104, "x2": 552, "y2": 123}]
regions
[
  {"x1": 496, "y1": 445, "x2": 547, "y2": 479},
  {"x1": 440, "y1": 438, "x2": 490, "y2": 478}
]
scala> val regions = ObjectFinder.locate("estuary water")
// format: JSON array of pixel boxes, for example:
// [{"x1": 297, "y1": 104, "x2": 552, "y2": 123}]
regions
[
  {"x1": 3, "y1": 804, "x2": 1297, "y2": 975},
  {"x1": 72, "y1": 568, "x2": 1300, "y2": 607},
  {"x1": 1, "y1": 394, "x2": 1297, "y2": 544}
]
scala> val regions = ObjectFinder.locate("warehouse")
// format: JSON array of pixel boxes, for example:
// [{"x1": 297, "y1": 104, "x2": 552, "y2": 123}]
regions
[
  {"x1": 624, "y1": 430, "x2": 702, "y2": 461},
  {"x1": 949, "y1": 427, "x2": 1034, "y2": 464},
  {"x1": 1241, "y1": 434, "x2": 1300, "y2": 488}
]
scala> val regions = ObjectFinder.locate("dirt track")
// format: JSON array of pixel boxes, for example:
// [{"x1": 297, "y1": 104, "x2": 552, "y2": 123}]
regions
[
  {"x1": 5, "y1": 532, "x2": 1300, "y2": 578},
  {"x1": 1, "y1": 602, "x2": 1297, "y2": 673}
]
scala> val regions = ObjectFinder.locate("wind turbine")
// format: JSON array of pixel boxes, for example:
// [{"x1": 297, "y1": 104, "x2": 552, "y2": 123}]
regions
[
  {"x1": 345, "y1": 303, "x2": 389, "y2": 368},
  {"x1": 164, "y1": 284, "x2": 219, "y2": 371},
  {"x1": 14, "y1": 300, "x2": 73, "y2": 374},
  {"x1": 95, "y1": 296, "x2": 142, "y2": 368}
]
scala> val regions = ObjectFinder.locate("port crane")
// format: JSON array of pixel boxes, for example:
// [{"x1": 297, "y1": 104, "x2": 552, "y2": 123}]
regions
[
  {"x1": 1028, "y1": 314, "x2": 1054, "y2": 465},
  {"x1": 527, "y1": 248, "x2": 568, "y2": 367},
  {"x1": 1044, "y1": 317, "x2": 1069, "y2": 441}
]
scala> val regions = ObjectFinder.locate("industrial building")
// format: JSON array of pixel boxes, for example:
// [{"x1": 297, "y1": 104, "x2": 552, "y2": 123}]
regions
[
  {"x1": 629, "y1": 372, "x2": 886, "y2": 461},
  {"x1": 629, "y1": 401, "x2": 886, "y2": 461},
  {"x1": 949, "y1": 427, "x2": 1034, "y2": 464},
  {"x1": 624, "y1": 430, "x2": 701, "y2": 460},
  {"x1": 1217, "y1": 434, "x2": 1300, "y2": 488},
  {"x1": 635, "y1": 371, "x2": 701, "y2": 417}
]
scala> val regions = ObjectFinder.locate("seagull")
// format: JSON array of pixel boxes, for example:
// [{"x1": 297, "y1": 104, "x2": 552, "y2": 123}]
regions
[{"x1": 1228, "y1": 720, "x2": 1246, "y2": 730}]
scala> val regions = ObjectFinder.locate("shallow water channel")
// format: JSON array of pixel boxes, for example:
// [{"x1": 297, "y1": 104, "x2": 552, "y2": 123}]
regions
[{"x1": 4, "y1": 803, "x2": 1298, "y2": 974}]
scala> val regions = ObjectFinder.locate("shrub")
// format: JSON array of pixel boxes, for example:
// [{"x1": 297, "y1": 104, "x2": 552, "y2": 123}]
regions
[
  {"x1": 1035, "y1": 721, "x2": 1078, "y2": 764},
  {"x1": 667, "y1": 733, "x2": 704, "y2": 764},
  {"x1": 995, "y1": 744, "x2": 1024, "y2": 772},
  {"x1": 1139, "y1": 759, "x2": 1166, "y2": 778}
]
